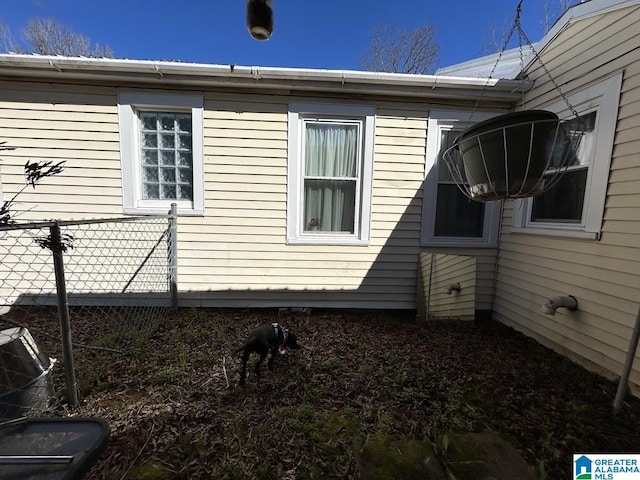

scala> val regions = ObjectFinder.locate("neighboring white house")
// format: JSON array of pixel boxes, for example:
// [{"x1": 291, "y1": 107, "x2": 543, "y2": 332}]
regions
[{"x1": 0, "y1": 0, "x2": 638, "y2": 393}]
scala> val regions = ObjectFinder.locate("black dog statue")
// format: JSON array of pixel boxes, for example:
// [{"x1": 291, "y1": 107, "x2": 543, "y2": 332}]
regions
[{"x1": 233, "y1": 322, "x2": 300, "y2": 386}]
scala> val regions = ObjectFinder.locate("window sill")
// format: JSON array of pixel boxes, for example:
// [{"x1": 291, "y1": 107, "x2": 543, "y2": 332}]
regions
[
  {"x1": 287, "y1": 236, "x2": 369, "y2": 246},
  {"x1": 511, "y1": 226, "x2": 600, "y2": 240},
  {"x1": 124, "y1": 206, "x2": 204, "y2": 216},
  {"x1": 420, "y1": 240, "x2": 499, "y2": 248}
]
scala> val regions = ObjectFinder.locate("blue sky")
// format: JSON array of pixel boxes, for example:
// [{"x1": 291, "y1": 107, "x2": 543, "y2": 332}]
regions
[{"x1": 1, "y1": 0, "x2": 565, "y2": 71}]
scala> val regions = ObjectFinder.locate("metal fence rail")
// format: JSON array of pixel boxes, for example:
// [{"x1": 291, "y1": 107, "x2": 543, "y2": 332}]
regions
[{"x1": 0, "y1": 211, "x2": 176, "y2": 418}]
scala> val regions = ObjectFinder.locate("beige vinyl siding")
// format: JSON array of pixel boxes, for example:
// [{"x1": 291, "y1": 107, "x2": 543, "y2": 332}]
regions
[
  {"x1": 0, "y1": 82, "x2": 440, "y2": 308},
  {"x1": 0, "y1": 80, "x2": 441, "y2": 310},
  {"x1": 418, "y1": 253, "x2": 476, "y2": 320},
  {"x1": 419, "y1": 247, "x2": 497, "y2": 312},
  {"x1": 180, "y1": 94, "x2": 428, "y2": 308},
  {"x1": 0, "y1": 80, "x2": 123, "y2": 218},
  {"x1": 494, "y1": 4, "x2": 640, "y2": 392},
  {"x1": 0, "y1": 73, "x2": 511, "y2": 311}
]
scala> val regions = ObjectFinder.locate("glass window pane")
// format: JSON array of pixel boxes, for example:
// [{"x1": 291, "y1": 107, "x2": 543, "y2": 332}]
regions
[
  {"x1": 142, "y1": 133, "x2": 157, "y2": 148},
  {"x1": 178, "y1": 168, "x2": 192, "y2": 183},
  {"x1": 178, "y1": 151, "x2": 192, "y2": 167},
  {"x1": 177, "y1": 115, "x2": 192, "y2": 133},
  {"x1": 160, "y1": 134, "x2": 175, "y2": 149},
  {"x1": 159, "y1": 115, "x2": 174, "y2": 131},
  {"x1": 303, "y1": 179, "x2": 356, "y2": 233},
  {"x1": 531, "y1": 168, "x2": 588, "y2": 223},
  {"x1": 550, "y1": 111, "x2": 597, "y2": 169},
  {"x1": 141, "y1": 114, "x2": 157, "y2": 131},
  {"x1": 139, "y1": 110, "x2": 193, "y2": 202},
  {"x1": 435, "y1": 127, "x2": 483, "y2": 237},
  {"x1": 438, "y1": 130, "x2": 462, "y2": 182},
  {"x1": 161, "y1": 168, "x2": 176, "y2": 183},
  {"x1": 143, "y1": 183, "x2": 159, "y2": 199},
  {"x1": 143, "y1": 167, "x2": 158, "y2": 183},
  {"x1": 161, "y1": 184, "x2": 176, "y2": 199},
  {"x1": 178, "y1": 185, "x2": 192, "y2": 200},
  {"x1": 178, "y1": 134, "x2": 192, "y2": 150},
  {"x1": 435, "y1": 185, "x2": 484, "y2": 237},
  {"x1": 161, "y1": 150, "x2": 175, "y2": 165},
  {"x1": 143, "y1": 150, "x2": 158, "y2": 165},
  {"x1": 305, "y1": 123, "x2": 358, "y2": 177},
  {"x1": 569, "y1": 111, "x2": 596, "y2": 166}
]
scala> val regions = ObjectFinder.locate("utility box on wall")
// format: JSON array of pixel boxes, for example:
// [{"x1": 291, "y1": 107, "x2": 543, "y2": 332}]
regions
[{"x1": 417, "y1": 253, "x2": 476, "y2": 320}]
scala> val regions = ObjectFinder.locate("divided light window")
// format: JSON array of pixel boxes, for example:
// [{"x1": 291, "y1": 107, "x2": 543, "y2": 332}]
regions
[
  {"x1": 117, "y1": 92, "x2": 204, "y2": 216},
  {"x1": 140, "y1": 112, "x2": 194, "y2": 201}
]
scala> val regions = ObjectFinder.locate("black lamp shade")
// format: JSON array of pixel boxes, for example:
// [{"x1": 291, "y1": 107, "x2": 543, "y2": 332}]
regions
[{"x1": 247, "y1": 0, "x2": 273, "y2": 41}]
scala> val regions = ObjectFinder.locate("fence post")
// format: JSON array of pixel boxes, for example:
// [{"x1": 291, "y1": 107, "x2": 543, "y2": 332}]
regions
[
  {"x1": 49, "y1": 222, "x2": 79, "y2": 407},
  {"x1": 169, "y1": 203, "x2": 178, "y2": 310}
]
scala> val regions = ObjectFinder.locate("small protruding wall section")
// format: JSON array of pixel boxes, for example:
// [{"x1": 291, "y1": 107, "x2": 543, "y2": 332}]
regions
[{"x1": 418, "y1": 253, "x2": 476, "y2": 320}]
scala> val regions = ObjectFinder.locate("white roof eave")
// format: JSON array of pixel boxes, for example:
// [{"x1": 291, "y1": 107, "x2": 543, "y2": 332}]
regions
[{"x1": 0, "y1": 54, "x2": 528, "y2": 102}]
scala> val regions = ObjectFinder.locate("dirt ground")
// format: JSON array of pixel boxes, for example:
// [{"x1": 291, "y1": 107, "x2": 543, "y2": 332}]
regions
[{"x1": 22, "y1": 308, "x2": 640, "y2": 479}]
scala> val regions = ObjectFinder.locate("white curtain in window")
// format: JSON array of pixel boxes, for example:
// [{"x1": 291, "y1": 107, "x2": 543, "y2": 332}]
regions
[
  {"x1": 303, "y1": 123, "x2": 357, "y2": 233},
  {"x1": 574, "y1": 113, "x2": 596, "y2": 166}
]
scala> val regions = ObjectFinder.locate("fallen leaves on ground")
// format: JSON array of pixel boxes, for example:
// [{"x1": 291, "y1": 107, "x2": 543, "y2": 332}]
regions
[{"x1": 23, "y1": 308, "x2": 640, "y2": 479}]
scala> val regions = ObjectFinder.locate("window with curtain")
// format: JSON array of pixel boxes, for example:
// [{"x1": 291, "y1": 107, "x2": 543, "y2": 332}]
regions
[
  {"x1": 287, "y1": 102, "x2": 374, "y2": 245},
  {"x1": 303, "y1": 122, "x2": 359, "y2": 234}
]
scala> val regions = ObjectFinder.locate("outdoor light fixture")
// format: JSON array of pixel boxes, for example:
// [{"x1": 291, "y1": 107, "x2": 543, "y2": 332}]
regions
[{"x1": 246, "y1": 0, "x2": 273, "y2": 41}]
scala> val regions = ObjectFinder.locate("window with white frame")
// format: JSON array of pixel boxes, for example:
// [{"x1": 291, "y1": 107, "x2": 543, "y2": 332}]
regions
[
  {"x1": 118, "y1": 92, "x2": 204, "y2": 215},
  {"x1": 512, "y1": 73, "x2": 622, "y2": 239},
  {"x1": 287, "y1": 103, "x2": 374, "y2": 245},
  {"x1": 421, "y1": 110, "x2": 501, "y2": 246}
]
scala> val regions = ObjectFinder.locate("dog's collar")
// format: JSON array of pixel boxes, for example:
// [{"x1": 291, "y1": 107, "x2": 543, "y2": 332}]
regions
[{"x1": 272, "y1": 322, "x2": 288, "y2": 344}]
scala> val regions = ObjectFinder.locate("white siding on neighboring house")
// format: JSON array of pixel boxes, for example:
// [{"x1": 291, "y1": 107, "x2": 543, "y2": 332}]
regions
[{"x1": 494, "y1": 3, "x2": 640, "y2": 392}]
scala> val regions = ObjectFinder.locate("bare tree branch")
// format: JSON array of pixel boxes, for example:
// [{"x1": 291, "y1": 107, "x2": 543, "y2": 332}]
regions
[
  {"x1": 360, "y1": 23, "x2": 440, "y2": 74},
  {"x1": 0, "y1": 19, "x2": 22, "y2": 53},
  {"x1": 479, "y1": 0, "x2": 573, "y2": 57},
  {"x1": 21, "y1": 17, "x2": 113, "y2": 57},
  {"x1": 541, "y1": 0, "x2": 572, "y2": 33}
]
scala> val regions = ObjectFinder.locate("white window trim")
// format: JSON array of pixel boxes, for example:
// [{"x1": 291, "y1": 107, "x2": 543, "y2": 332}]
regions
[
  {"x1": 287, "y1": 102, "x2": 375, "y2": 246},
  {"x1": 421, "y1": 109, "x2": 502, "y2": 247},
  {"x1": 118, "y1": 92, "x2": 204, "y2": 216},
  {"x1": 512, "y1": 73, "x2": 623, "y2": 239}
]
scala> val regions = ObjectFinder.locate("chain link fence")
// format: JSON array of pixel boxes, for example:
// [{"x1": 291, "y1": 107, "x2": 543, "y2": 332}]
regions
[{"x1": 0, "y1": 211, "x2": 176, "y2": 419}]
